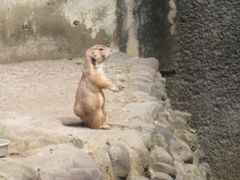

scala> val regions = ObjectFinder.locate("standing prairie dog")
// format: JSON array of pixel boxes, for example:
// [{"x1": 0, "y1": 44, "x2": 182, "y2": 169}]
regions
[{"x1": 63, "y1": 45, "x2": 120, "y2": 129}]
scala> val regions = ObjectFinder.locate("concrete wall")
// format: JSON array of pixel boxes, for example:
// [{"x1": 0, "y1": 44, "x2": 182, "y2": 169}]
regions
[
  {"x1": 0, "y1": 0, "x2": 114, "y2": 63},
  {"x1": 164, "y1": 1, "x2": 240, "y2": 179},
  {"x1": 0, "y1": 0, "x2": 141, "y2": 63}
]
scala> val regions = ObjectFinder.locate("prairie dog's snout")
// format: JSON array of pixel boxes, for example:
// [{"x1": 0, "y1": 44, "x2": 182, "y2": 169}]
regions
[{"x1": 86, "y1": 45, "x2": 112, "y2": 63}]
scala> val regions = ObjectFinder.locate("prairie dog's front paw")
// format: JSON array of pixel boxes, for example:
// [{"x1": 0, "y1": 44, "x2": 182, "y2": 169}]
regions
[
  {"x1": 118, "y1": 85, "x2": 125, "y2": 90},
  {"x1": 110, "y1": 85, "x2": 120, "y2": 92}
]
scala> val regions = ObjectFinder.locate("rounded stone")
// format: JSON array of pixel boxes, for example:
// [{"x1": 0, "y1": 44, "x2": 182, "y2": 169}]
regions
[{"x1": 150, "y1": 146, "x2": 174, "y2": 165}]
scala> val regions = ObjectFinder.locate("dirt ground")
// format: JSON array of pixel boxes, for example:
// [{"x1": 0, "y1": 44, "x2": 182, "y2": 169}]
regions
[{"x1": 0, "y1": 53, "x2": 133, "y2": 155}]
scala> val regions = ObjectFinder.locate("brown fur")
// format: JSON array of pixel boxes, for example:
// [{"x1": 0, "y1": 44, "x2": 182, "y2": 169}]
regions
[{"x1": 63, "y1": 45, "x2": 119, "y2": 129}]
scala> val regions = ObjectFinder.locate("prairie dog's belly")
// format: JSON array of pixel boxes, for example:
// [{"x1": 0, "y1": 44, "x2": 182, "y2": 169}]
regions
[{"x1": 80, "y1": 90, "x2": 104, "y2": 111}]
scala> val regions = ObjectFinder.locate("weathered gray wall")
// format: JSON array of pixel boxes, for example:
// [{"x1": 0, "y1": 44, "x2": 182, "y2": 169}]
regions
[
  {"x1": 0, "y1": 0, "x2": 117, "y2": 63},
  {"x1": 0, "y1": 0, "x2": 141, "y2": 63},
  {"x1": 163, "y1": 1, "x2": 240, "y2": 179}
]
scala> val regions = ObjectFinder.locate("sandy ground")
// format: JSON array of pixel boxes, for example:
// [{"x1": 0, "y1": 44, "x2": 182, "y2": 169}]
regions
[{"x1": 0, "y1": 53, "x2": 134, "y2": 154}]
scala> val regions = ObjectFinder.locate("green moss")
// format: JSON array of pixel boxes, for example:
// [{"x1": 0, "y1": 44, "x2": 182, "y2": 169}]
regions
[
  {"x1": 186, "y1": 131, "x2": 198, "y2": 151},
  {"x1": 70, "y1": 138, "x2": 84, "y2": 149}
]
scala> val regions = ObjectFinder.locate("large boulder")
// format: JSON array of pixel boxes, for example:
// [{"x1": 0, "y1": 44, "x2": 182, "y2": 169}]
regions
[
  {"x1": 170, "y1": 138, "x2": 193, "y2": 163},
  {"x1": 131, "y1": 57, "x2": 159, "y2": 71},
  {"x1": 150, "y1": 146, "x2": 174, "y2": 165},
  {"x1": 128, "y1": 90, "x2": 158, "y2": 103},
  {"x1": 150, "y1": 162, "x2": 177, "y2": 178},
  {"x1": 119, "y1": 132, "x2": 150, "y2": 169},
  {"x1": 151, "y1": 172, "x2": 174, "y2": 180},
  {"x1": 0, "y1": 158, "x2": 38, "y2": 180},
  {"x1": 24, "y1": 144, "x2": 103, "y2": 180},
  {"x1": 125, "y1": 102, "x2": 161, "y2": 122},
  {"x1": 90, "y1": 148, "x2": 115, "y2": 180},
  {"x1": 106, "y1": 140, "x2": 131, "y2": 179}
]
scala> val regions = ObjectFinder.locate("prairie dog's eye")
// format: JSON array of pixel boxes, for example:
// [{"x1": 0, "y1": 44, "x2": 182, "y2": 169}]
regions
[{"x1": 99, "y1": 48, "x2": 104, "y2": 51}]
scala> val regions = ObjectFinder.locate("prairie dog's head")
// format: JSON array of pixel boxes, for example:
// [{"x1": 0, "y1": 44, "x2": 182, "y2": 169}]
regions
[{"x1": 86, "y1": 45, "x2": 112, "y2": 65}]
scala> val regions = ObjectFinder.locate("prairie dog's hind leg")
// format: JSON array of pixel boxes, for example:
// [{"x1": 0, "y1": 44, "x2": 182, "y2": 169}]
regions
[
  {"x1": 101, "y1": 108, "x2": 112, "y2": 129},
  {"x1": 87, "y1": 110, "x2": 111, "y2": 129},
  {"x1": 86, "y1": 110, "x2": 104, "y2": 129}
]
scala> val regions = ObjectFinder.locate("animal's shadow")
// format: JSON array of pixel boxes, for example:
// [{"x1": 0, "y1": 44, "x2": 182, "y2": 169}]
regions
[
  {"x1": 58, "y1": 117, "x2": 86, "y2": 128},
  {"x1": 58, "y1": 117, "x2": 130, "y2": 130}
]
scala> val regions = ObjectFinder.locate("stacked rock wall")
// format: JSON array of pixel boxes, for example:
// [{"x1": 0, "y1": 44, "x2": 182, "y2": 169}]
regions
[{"x1": 126, "y1": 56, "x2": 211, "y2": 180}]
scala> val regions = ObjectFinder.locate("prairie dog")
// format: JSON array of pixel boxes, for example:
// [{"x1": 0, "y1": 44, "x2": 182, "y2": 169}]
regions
[{"x1": 63, "y1": 45, "x2": 120, "y2": 129}]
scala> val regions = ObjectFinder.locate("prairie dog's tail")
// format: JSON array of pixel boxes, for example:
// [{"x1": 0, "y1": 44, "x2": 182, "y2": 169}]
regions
[{"x1": 61, "y1": 118, "x2": 83, "y2": 126}]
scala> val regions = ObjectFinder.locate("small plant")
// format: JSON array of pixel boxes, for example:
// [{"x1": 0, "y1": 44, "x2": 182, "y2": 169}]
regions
[
  {"x1": 70, "y1": 137, "x2": 84, "y2": 149},
  {"x1": 186, "y1": 131, "x2": 198, "y2": 151}
]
